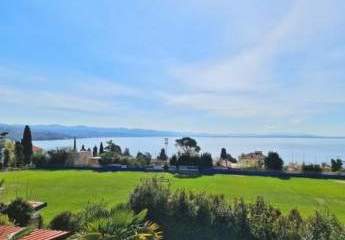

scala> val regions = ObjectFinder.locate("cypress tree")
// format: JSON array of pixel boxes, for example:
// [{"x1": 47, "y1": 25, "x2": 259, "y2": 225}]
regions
[
  {"x1": 93, "y1": 146, "x2": 98, "y2": 157},
  {"x1": 21, "y1": 125, "x2": 33, "y2": 165},
  {"x1": 99, "y1": 142, "x2": 104, "y2": 154}
]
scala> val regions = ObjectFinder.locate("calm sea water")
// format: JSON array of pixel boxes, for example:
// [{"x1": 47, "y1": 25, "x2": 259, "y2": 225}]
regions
[{"x1": 33, "y1": 137, "x2": 345, "y2": 164}]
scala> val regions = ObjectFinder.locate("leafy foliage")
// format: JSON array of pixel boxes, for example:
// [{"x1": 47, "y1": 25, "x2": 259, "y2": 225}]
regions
[
  {"x1": 67, "y1": 203, "x2": 163, "y2": 240},
  {"x1": 47, "y1": 149, "x2": 75, "y2": 166},
  {"x1": 157, "y1": 148, "x2": 168, "y2": 161},
  {"x1": 175, "y1": 137, "x2": 201, "y2": 155},
  {"x1": 6, "y1": 198, "x2": 34, "y2": 227},
  {"x1": 264, "y1": 152, "x2": 284, "y2": 171},
  {"x1": 199, "y1": 152, "x2": 213, "y2": 169},
  {"x1": 14, "y1": 141, "x2": 24, "y2": 167},
  {"x1": 331, "y1": 159, "x2": 343, "y2": 172},
  {"x1": 105, "y1": 140, "x2": 122, "y2": 154},
  {"x1": 302, "y1": 163, "x2": 322, "y2": 173},
  {"x1": 50, "y1": 211, "x2": 81, "y2": 232},
  {"x1": 21, "y1": 125, "x2": 33, "y2": 165},
  {"x1": 31, "y1": 152, "x2": 47, "y2": 167},
  {"x1": 129, "y1": 178, "x2": 345, "y2": 240}
]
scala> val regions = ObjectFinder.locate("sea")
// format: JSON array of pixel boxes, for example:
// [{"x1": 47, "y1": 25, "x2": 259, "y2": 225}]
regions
[{"x1": 33, "y1": 137, "x2": 345, "y2": 164}]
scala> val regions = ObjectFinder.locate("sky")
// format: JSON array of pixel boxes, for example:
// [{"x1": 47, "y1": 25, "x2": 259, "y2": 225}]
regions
[{"x1": 0, "y1": 0, "x2": 345, "y2": 135}]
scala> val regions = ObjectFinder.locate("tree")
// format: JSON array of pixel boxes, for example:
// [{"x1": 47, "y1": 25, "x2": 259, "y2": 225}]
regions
[
  {"x1": 136, "y1": 152, "x2": 152, "y2": 165},
  {"x1": 92, "y1": 146, "x2": 98, "y2": 157},
  {"x1": 3, "y1": 149, "x2": 10, "y2": 168},
  {"x1": 105, "y1": 140, "x2": 122, "y2": 154},
  {"x1": 4, "y1": 141, "x2": 15, "y2": 167},
  {"x1": 264, "y1": 152, "x2": 283, "y2": 171},
  {"x1": 220, "y1": 148, "x2": 227, "y2": 159},
  {"x1": 21, "y1": 125, "x2": 33, "y2": 165},
  {"x1": 302, "y1": 163, "x2": 322, "y2": 173},
  {"x1": 80, "y1": 145, "x2": 86, "y2": 151},
  {"x1": 175, "y1": 137, "x2": 201, "y2": 156},
  {"x1": 199, "y1": 153, "x2": 213, "y2": 169},
  {"x1": 158, "y1": 148, "x2": 168, "y2": 161},
  {"x1": 170, "y1": 155, "x2": 177, "y2": 167},
  {"x1": 14, "y1": 141, "x2": 24, "y2": 167},
  {"x1": 123, "y1": 148, "x2": 131, "y2": 156},
  {"x1": 331, "y1": 159, "x2": 343, "y2": 172},
  {"x1": 220, "y1": 148, "x2": 230, "y2": 167},
  {"x1": 177, "y1": 154, "x2": 199, "y2": 166},
  {"x1": 99, "y1": 142, "x2": 104, "y2": 154},
  {"x1": 73, "y1": 137, "x2": 77, "y2": 152},
  {"x1": 31, "y1": 152, "x2": 47, "y2": 167},
  {"x1": 0, "y1": 132, "x2": 8, "y2": 162}
]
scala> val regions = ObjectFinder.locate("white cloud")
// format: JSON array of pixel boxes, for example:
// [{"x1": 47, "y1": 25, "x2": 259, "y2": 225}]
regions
[
  {"x1": 166, "y1": 0, "x2": 345, "y2": 123},
  {"x1": 0, "y1": 85, "x2": 112, "y2": 113}
]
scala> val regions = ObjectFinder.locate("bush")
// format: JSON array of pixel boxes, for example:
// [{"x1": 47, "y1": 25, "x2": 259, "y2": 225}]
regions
[
  {"x1": 47, "y1": 149, "x2": 74, "y2": 166},
  {"x1": 264, "y1": 152, "x2": 284, "y2": 171},
  {"x1": 6, "y1": 198, "x2": 33, "y2": 226},
  {"x1": 177, "y1": 154, "x2": 200, "y2": 166},
  {"x1": 50, "y1": 211, "x2": 80, "y2": 232},
  {"x1": 129, "y1": 178, "x2": 345, "y2": 240},
  {"x1": 302, "y1": 164, "x2": 322, "y2": 173},
  {"x1": 199, "y1": 153, "x2": 213, "y2": 169},
  {"x1": 31, "y1": 152, "x2": 47, "y2": 167},
  {"x1": 331, "y1": 159, "x2": 343, "y2": 172}
]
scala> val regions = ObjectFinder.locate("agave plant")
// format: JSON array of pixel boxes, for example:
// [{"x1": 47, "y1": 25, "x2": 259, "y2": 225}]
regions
[{"x1": 68, "y1": 203, "x2": 162, "y2": 240}]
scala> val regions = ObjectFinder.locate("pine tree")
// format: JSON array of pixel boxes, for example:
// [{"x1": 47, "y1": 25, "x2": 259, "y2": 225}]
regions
[
  {"x1": 99, "y1": 142, "x2": 104, "y2": 154},
  {"x1": 21, "y1": 125, "x2": 33, "y2": 165}
]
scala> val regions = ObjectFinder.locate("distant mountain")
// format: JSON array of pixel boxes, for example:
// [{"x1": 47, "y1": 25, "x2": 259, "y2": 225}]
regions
[
  {"x1": 0, "y1": 123, "x2": 182, "y2": 140},
  {"x1": 1, "y1": 123, "x2": 344, "y2": 141}
]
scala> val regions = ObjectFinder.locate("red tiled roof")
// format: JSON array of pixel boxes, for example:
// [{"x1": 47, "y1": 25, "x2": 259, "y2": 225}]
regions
[
  {"x1": 0, "y1": 225, "x2": 22, "y2": 240},
  {"x1": 32, "y1": 146, "x2": 42, "y2": 153},
  {"x1": 0, "y1": 226, "x2": 70, "y2": 240},
  {"x1": 21, "y1": 229, "x2": 70, "y2": 240}
]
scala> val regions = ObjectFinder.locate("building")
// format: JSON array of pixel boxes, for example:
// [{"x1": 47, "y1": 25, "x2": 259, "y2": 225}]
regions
[
  {"x1": 238, "y1": 151, "x2": 266, "y2": 169},
  {"x1": 72, "y1": 150, "x2": 100, "y2": 167},
  {"x1": 32, "y1": 145, "x2": 43, "y2": 153},
  {"x1": 0, "y1": 225, "x2": 70, "y2": 240}
]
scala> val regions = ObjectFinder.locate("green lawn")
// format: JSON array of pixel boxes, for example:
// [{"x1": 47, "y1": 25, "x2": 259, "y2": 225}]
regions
[{"x1": 1, "y1": 170, "x2": 345, "y2": 224}]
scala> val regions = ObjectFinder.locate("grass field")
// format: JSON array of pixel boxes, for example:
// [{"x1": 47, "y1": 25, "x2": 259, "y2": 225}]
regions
[{"x1": 1, "y1": 170, "x2": 345, "y2": 224}]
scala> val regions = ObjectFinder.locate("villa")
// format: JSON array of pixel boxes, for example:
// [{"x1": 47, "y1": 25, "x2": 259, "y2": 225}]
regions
[{"x1": 238, "y1": 151, "x2": 266, "y2": 169}]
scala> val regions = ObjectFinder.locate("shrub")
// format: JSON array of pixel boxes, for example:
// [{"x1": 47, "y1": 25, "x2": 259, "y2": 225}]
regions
[
  {"x1": 302, "y1": 164, "x2": 322, "y2": 173},
  {"x1": 50, "y1": 211, "x2": 80, "y2": 232},
  {"x1": 6, "y1": 198, "x2": 33, "y2": 226},
  {"x1": 170, "y1": 155, "x2": 177, "y2": 166},
  {"x1": 199, "y1": 152, "x2": 213, "y2": 169},
  {"x1": 177, "y1": 153, "x2": 200, "y2": 166},
  {"x1": 31, "y1": 152, "x2": 47, "y2": 167},
  {"x1": 129, "y1": 178, "x2": 345, "y2": 240},
  {"x1": 303, "y1": 211, "x2": 345, "y2": 240},
  {"x1": 264, "y1": 152, "x2": 284, "y2": 171},
  {"x1": 47, "y1": 149, "x2": 74, "y2": 166},
  {"x1": 331, "y1": 159, "x2": 343, "y2": 172}
]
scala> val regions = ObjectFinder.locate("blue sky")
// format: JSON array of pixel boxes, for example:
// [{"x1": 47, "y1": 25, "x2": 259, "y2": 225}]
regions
[{"x1": 0, "y1": 0, "x2": 345, "y2": 135}]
